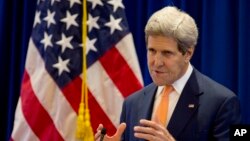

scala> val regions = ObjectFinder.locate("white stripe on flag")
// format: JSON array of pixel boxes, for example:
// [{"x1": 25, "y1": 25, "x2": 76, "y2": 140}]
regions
[
  {"x1": 87, "y1": 61, "x2": 124, "y2": 127},
  {"x1": 116, "y1": 33, "x2": 143, "y2": 85}
]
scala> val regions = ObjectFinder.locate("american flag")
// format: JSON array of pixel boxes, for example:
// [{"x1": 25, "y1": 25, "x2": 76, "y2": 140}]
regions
[{"x1": 10, "y1": 0, "x2": 143, "y2": 140}]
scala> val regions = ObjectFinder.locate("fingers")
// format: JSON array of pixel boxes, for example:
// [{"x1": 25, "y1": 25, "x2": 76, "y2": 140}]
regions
[
  {"x1": 134, "y1": 126, "x2": 156, "y2": 135},
  {"x1": 134, "y1": 132, "x2": 156, "y2": 141},
  {"x1": 97, "y1": 124, "x2": 104, "y2": 131},
  {"x1": 103, "y1": 123, "x2": 126, "y2": 140},
  {"x1": 139, "y1": 119, "x2": 162, "y2": 131},
  {"x1": 140, "y1": 119, "x2": 170, "y2": 136},
  {"x1": 113, "y1": 123, "x2": 127, "y2": 137},
  {"x1": 95, "y1": 123, "x2": 127, "y2": 141},
  {"x1": 134, "y1": 119, "x2": 175, "y2": 141},
  {"x1": 134, "y1": 120, "x2": 158, "y2": 140},
  {"x1": 134, "y1": 125, "x2": 157, "y2": 141},
  {"x1": 94, "y1": 124, "x2": 104, "y2": 141}
]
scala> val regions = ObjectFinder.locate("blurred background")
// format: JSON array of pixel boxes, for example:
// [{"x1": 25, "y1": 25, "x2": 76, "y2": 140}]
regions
[{"x1": 1, "y1": 0, "x2": 250, "y2": 140}]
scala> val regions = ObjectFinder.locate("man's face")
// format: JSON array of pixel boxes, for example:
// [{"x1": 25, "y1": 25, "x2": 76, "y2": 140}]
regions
[{"x1": 147, "y1": 35, "x2": 193, "y2": 86}]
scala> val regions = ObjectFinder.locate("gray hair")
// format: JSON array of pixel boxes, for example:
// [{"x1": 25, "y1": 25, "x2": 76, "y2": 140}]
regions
[{"x1": 145, "y1": 6, "x2": 198, "y2": 54}]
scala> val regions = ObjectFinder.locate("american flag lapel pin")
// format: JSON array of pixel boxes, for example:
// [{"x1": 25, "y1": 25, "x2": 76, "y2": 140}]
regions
[{"x1": 188, "y1": 104, "x2": 195, "y2": 108}]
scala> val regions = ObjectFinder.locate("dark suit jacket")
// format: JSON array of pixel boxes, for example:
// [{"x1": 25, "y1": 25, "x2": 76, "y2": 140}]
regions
[{"x1": 120, "y1": 69, "x2": 241, "y2": 141}]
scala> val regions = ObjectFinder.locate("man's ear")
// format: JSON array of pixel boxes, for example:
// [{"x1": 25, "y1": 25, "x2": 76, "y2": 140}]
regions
[{"x1": 184, "y1": 47, "x2": 194, "y2": 63}]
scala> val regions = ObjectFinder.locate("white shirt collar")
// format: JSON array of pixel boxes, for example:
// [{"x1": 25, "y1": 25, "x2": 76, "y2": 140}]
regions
[{"x1": 172, "y1": 63, "x2": 193, "y2": 94}]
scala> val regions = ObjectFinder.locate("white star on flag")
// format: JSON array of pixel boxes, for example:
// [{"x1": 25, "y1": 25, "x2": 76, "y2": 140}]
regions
[
  {"x1": 33, "y1": 11, "x2": 41, "y2": 27},
  {"x1": 60, "y1": 11, "x2": 79, "y2": 30},
  {"x1": 107, "y1": 0, "x2": 124, "y2": 12},
  {"x1": 86, "y1": 37, "x2": 97, "y2": 54},
  {"x1": 67, "y1": 0, "x2": 81, "y2": 8},
  {"x1": 87, "y1": 14, "x2": 100, "y2": 32},
  {"x1": 43, "y1": 10, "x2": 56, "y2": 28},
  {"x1": 87, "y1": 0, "x2": 103, "y2": 9},
  {"x1": 105, "y1": 15, "x2": 122, "y2": 34},
  {"x1": 56, "y1": 33, "x2": 73, "y2": 53},
  {"x1": 40, "y1": 32, "x2": 53, "y2": 50},
  {"x1": 53, "y1": 56, "x2": 70, "y2": 75}
]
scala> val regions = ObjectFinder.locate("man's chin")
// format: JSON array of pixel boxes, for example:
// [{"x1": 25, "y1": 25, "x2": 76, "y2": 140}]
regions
[
  {"x1": 152, "y1": 79, "x2": 173, "y2": 86},
  {"x1": 153, "y1": 81, "x2": 167, "y2": 86}
]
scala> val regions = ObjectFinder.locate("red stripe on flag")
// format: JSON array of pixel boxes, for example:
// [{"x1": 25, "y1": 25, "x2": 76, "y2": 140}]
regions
[
  {"x1": 99, "y1": 46, "x2": 143, "y2": 97},
  {"x1": 88, "y1": 90, "x2": 117, "y2": 136},
  {"x1": 61, "y1": 76, "x2": 82, "y2": 113},
  {"x1": 21, "y1": 71, "x2": 64, "y2": 141}
]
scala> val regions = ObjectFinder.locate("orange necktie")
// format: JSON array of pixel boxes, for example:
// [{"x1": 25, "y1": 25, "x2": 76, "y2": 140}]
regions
[{"x1": 154, "y1": 85, "x2": 173, "y2": 126}]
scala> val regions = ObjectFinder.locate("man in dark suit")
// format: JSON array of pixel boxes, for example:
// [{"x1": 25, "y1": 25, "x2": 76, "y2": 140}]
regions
[{"x1": 95, "y1": 6, "x2": 241, "y2": 141}]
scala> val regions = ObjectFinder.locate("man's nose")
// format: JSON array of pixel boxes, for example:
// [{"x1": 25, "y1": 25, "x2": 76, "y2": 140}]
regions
[{"x1": 154, "y1": 54, "x2": 164, "y2": 67}]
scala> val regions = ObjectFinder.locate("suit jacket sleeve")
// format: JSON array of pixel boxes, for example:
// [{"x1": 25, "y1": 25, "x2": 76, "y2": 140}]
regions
[{"x1": 212, "y1": 95, "x2": 241, "y2": 140}]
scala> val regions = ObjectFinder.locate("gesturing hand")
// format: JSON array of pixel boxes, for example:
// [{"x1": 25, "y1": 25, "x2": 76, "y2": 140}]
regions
[
  {"x1": 94, "y1": 123, "x2": 126, "y2": 141},
  {"x1": 134, "y1": 118, "x2": 175, "y2": 141}
]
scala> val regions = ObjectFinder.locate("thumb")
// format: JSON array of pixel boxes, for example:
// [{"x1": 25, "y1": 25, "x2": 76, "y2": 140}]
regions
[
  {"x1": 114, "y1": 123, "x2": 126, "y2": 137},
  {"x1": 105, "y1": 123, "x2": 126, "y2": 141}
]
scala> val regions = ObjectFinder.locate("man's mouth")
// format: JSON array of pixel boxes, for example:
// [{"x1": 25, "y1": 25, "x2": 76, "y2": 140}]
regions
[{"x1": 153, "y1": 70, "x2": 165, "y2": 74}]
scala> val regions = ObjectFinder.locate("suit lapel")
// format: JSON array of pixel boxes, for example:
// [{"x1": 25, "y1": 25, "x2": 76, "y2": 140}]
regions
[
  {"x1": 167, "y1": 69, "x2": 202, "y2": 138},
  {"x1": 135, "y1": 84, "x2": 157, "y2": 141},
  {"x1": 138, "y1": 84, "x2": 157, "y2": 121}
]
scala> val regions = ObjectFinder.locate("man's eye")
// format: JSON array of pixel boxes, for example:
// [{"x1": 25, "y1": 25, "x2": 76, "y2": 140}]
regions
[
  {"x1": 162, "y1": 51, "x2": 173, "y2": 56},
  {"x1": 148, "y1": 48, "x2": 156, "y2": 54}
]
